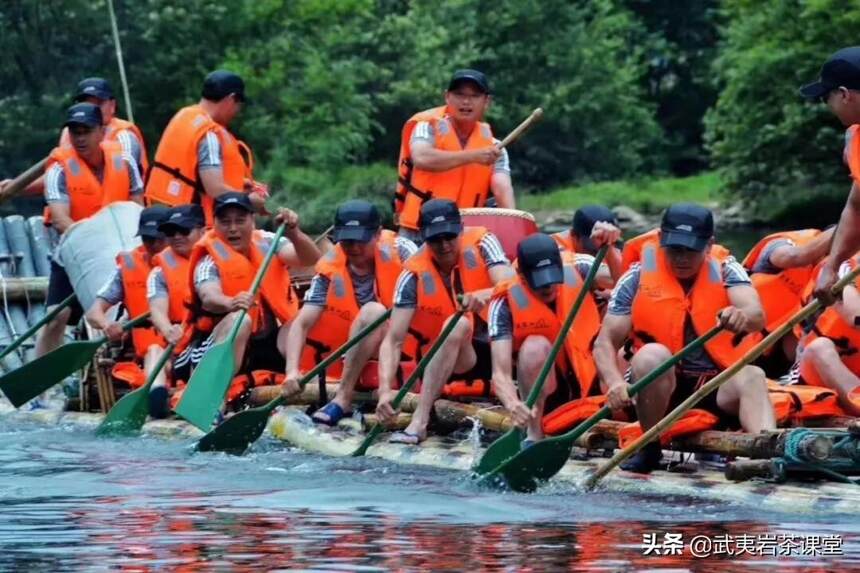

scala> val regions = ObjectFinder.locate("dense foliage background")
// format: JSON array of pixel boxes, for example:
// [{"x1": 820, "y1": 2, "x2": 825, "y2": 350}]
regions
[{"x1": 0, "y1": 0, "x2": 854, "y2": 228}]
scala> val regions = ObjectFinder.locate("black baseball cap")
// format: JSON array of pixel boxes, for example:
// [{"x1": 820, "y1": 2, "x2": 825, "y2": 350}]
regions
[
  {"x1": 800, "y1": 47, "x2": 860, "y2": 100},
  {"x1": 572, "y1": 205, "x2": 618, "y2": 236},
  {"x1": 448, "y1": 69, "x2": 490, "y2": 94},
  {"x1": 420, "y1": 199, "x2": 463, "y2": 240},
  {"x1": 333, "y1": 200, "x2": 380, "y2": 243},
  {"x1": 137, "y1": 205, "x2": 170, "y2": 239},
  {"x1": 159, "y1": 205, "x2": 205, "y2": 232},
  {"x1": 202, "y1": 70, "x2": 247, "y2": 102},
  {"x1": 64, "y1": 103, "x2": 102, "y2": 128},
  {"x1": 518, "y1": 233, "x2": 564, "y2": 290},
  {"x1": 213, "y1": 191, "x2": 254, "y2": 216},
  {"x1": 74, "y1": 77, "x2": 114, "y2": 102},
  {"x1": 660, "y1": 203, "x2": 714, "y2": 251}
]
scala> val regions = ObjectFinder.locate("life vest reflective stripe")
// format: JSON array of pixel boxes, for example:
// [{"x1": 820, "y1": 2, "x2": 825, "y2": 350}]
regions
[
  {"x1": 299, "y1": 230, "x2": 405, "y2": 375},
  {"x1": 799, "y1": 255, "x2": 860, "y2": 379},
  {"x1": 188, "y1": 229, "x2": 298, "y2": 334},
  {"x1": 60, "y1": 117, "x2": 149, "y2": 174},
  {"x1": 742, "y1": 229, "x2": 822, "y2": 333},
  {"x1": 152, "y1": 247, "x2": 192, "y2": 324},
  {"x1": 551, "y1": 230, "x2": 579, "y2": 254},
  {"x1": 631, "y1": 242, "x2": 758, "y2": 369},
  {"x1": 46, "y1": 140, "x2": 131, "y2": 222},
  {"x1": 542, "y1": 396, "x2": 606, "y2": 435},
  {"x1": 494, "y1": 258, "x2": 601, "y2": 397},
  {"x1": 402, "y1": 227, "x2": 495, "y2": 357},
  {"x1": 398, "y1": 110, "x2": 495, "y2": 231},
  {"x1": 617, "y1": 409, "x2": 719, "y2": 448},
  {"x1": 144, "y1": 105, "x2": 252, "y2": 226},
  {"x1": 621, "y1": 229, "x2": 731, "y2": 272},
  {"x1": 117, "y1": 245, "x2": 164, "y2": 357}
]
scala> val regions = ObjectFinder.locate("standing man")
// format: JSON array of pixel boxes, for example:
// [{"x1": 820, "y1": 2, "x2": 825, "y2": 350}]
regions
[
  {"x1": 284, "y1": 200, "x2": 417, "y2": 425},
  {"x1": 394, "y1": 69, "x2": 514, "y2": 243},
  {"x1": 34, "y1": 103, "x2": 145, "y2": 368},
  {"x1": 801, "y1": 47, "x2": 860, "y2": 299},
  {"x1": 145, "y1": 70, "x2": 268, "y2": 226},
  {"x1": 375, "y1": 199, "x2": 514, "y2": 444},
  {"x1": 593, "y1": 204, "x2": 776, "y2": 473}
]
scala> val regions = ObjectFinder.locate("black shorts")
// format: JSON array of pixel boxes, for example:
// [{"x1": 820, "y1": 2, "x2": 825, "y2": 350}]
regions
[
  {"x1": 448, "y1": 338, "x2": 493, "y2": 382},
  {"x1": 625, "y1": 368, "x2": 736, "y2": 428},
  {"x1": 47, "y1": 260, "x2": 83, "y2": 324},
  {"x1": 172, "y1": 326, "x2": 286, "y2": 383}
]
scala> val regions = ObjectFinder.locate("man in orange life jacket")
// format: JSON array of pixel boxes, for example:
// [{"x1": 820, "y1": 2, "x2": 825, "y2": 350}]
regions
[
  {"x1": 188, "y1": 192, "x2": 321, "y2": 395},
  {"x1": 742, "y1": 227, "x2": 835, "y2": 368},
  {"x1": 794, "y1": 258, "x2": 860, "y2": 416},
  {"x1": 488, "y1": 233, "x2": 606, "y2": 445},
  {"x1": 593, "y1": 204, "x2": 776, "y2": 473},
  {"x1": 145, "y1": 205, "x2": 206, "y2": 417},
  {"x1": 375, "y1": 199, "x2": 514, "y2": 444},
  {"x1": 395, "y1": 70, "x2": 514, "y2": 244},
  {"x1": 801, "y1": 48, "x2": 860, "y2": 300},
  {"x1": 1, "y1": 77, "x2": 147, "y2": 196},
  {"x1": 145, "y1": 70, "x2": 268, "y2": 225},
  {"x1": 551, "y1": 204, "x2": 623, "y2": 295},
  {"x1": 34, "y1": 103, "x2": 146, "y2": 363},
  {"x1": 284, "y1": 200, "x2": 417, "y2": 425},
  {"x1": 85, "y1": 206, "x2": 169, "y2": 376}
]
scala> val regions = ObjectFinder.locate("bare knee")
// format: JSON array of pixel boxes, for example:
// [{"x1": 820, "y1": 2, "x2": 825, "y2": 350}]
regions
[
  {"x1": 445, "y1": 316, "x2": 473, "y2": 345},
  {"x1": 518, "y1": 335, "x2": 552, "y2": 371},
  {"x1": 727, "y1": 365, "x2": 767, "y2": 395},
  {"x1": 630, "y1": 343, "x2": 672, "y2": 376},
  {"x1": 357, "y1": 302, "x2": 387, "y2": 323},
  {"x1": 803, "y1": 337, "x2": 838, "y2": 365}
]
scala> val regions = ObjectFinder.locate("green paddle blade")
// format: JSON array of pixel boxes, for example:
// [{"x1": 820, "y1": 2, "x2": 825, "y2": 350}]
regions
[
  {"x1": 0, "y1": 338, "x2": 104, "y2": 407},
  {"x1": 173, "y1": 339, "x2": 235, "y2": 431},
  {"x1": 196, "y1": 400, "x2": 277, "y2": 454},
  {"x1": 473, "y1": 428, "x2": 523, "y2": 475}
]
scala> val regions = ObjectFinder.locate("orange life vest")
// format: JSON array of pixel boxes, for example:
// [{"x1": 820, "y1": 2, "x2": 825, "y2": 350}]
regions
[
  {"x1": 541, "y1": 396, "x2": 608, "y2": 435},
  {"x1": 151, "y1": 247, "x2": 192, "y2": 325},
  {"x1": 117, "y1": 246, "x2": 164, "y2": 357},
  {"x1": 844, "y1": 124, "x2": 860, "y2": 185},
  {"x1": 60, "y1": 117, "x2": 149, "y2": 174},
  {"x1": 798, "y1": 255, "x2": 860, "y2": 382},
  {"x1": 403, "y1": 227, "x2": 496, "y2": 357},
  {"x1": 397, "y1": 108, "x2": 495, "y2": 231},
  {"x1": 551, "y1": 230, "x2": 581, "y2": 254},
  {"x1": 492, "y1": 263, "x2": 601, "y2": 398},
  {"x1": 299, "y1": 230, "x2": 405, "y2": 376},
  {"x1": 631, "y1": 242, "x2": 759, "y2": 370},
  {"x1": 46, "y1": 140, "x2": 131, "y2": 222},
  {"x1": 617, "y1": 409, "x2": 720, "y2": 448},
  {"x1": 144, "y1": 104, "x2": 253, "y2": 226},
  {"x1": 766, "y1": 380, "x2": 845, "y2": 423},
  {"x1": 621, "y1": 229, "x2": 731, "y2": 272},
  {"x1": 188, "y1": 229, "x2": 298, "y2": 334},
  {"x1": 742, "y1": 229, "x2": 823, "y2": 333}
]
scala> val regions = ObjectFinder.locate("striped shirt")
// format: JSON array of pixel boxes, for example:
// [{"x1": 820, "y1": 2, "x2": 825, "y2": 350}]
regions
[
  {"x1": 147, "y1": 267, "x2": 169, "y2": 300},
  {"x1": 193, "y1": 232, "x2": 289, "y2": 288},
  {"x1": 44, "y1": 152, "x2": 144, "y2": 205},
  {"x1": 114, "y1": 128, "x2": 143, "y2": 172},
  {"x1": 96, "y1": 267, "x2": 125, "y2": 305},
  {"x1": 410, "y1": 121, "x2": 510, "y2": 174},
  {"x1": 393, "y1": 233, "x2": 509, "y2": 308},
  {"x1": 197, "y1": 132, "x2": 222, "y2": 170},
  {"x1": 749, "y1": 238, "x2": 793, "y2": 275},
  {"x1": 304, "y1": 238, "x2": 418, "y2": 307}
]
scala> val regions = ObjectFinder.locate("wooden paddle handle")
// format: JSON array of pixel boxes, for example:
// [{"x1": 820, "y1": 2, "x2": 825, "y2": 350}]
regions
[
  {"x1": 498, "y1": 108, "x2": 543, "y2": 149},
  {"x1": 0, "y1": 157, "x2": 48, "y2": 204}
]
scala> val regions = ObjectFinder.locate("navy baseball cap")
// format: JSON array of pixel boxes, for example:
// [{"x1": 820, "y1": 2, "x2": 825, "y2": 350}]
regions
[
  {"x1": 448, "y1": 69, "x2": 490, "y2": 94},
  {"x1": 137, "y1": 205, "x2": 170, "y2": 239},
  {"x1": 202, "y1": 70, "x2": 247, "y2": 102},
  {"x1": 64, "y1": 103, "x2": 102, "y2": 128},
  {"x1": 518, "y1": 233, "x2": 564, "y2": 289},
  {"x1": 572, "y1": 205, "x2": 618, "y2": 236},
  {"x1": 660, "y1": 203, "x2": 714, "y2": 251},
  {"x1": 420, "y1": 199, "x2": 463, "y2": 240},
  {"x1": 213, "y1": 192, "x2": 254, "y2": 216},
  {"x1": 74, "y1": 77, "x2": 114, "y2": 102},
  {"x1": 333, "y1": 200, "x2": 380, "y2": 243},
  {"x1": 801, "y1": 47, "x2": 860, "y2": 100},
  {"x1": 159, "y1": 205, "x2": 205, "y2": 232}
]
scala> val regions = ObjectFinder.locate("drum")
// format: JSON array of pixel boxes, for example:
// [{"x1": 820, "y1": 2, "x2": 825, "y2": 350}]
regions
[{"x1": 460, "y1": 208, "x2": 538, "y2": 261}]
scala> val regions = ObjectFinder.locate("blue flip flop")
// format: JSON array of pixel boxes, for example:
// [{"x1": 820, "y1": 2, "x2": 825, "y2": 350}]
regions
[{"x1": 312, "y1": 402, "x2": 352, "y2": 427}]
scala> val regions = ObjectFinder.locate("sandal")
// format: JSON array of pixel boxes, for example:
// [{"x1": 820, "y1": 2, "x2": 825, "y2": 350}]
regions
[
  {"x1": 311, "y1": 402, "x2": 352, "y2": 427},
  {"x1": 389, "y1": 430, "x2": 425, "y2": 445}
]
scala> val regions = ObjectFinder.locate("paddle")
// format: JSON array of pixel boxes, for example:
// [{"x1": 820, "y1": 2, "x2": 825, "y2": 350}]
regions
[
  {"x1": 0, "y1": 293, "x2": 75, "y2": 363},
  {"x1": 0, "y1": 157, "x2": 48, "y2": 204},
  {"x1": 351, "y1": 307, "x2": 467, "y2": 457},
  {"x1": 196, "y1": 309, "x2": 392, "y2": 454},
  {"x1": 473, "y1": 246, "x2": 609, "y2": 476},
  {"x1": 174, "y1": 224, "x2": 287, "y2": 431},
  {"x1": 480, "y1": 324, "x2": 724, "y2": 492},
  {"x1": 0, "y1": 311, "x2": 151, "y2": 408},
  {"x1": 584, "y1": 263, "x2": 860, "y2": 491},
  {"x1": 96, "y1": 342, "x2": 176, "y2": 436},
  {"x1": 498, "y1": 108, "x2": 544, "y2": 149}
]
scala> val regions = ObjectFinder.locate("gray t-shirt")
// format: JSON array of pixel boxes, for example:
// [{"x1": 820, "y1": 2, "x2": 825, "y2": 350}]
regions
[
  {"x1": 96, "y1": 267, "x2": 125, "y2": 305},
  {"x1": 489, "y1": 255, "x2": 601, "y2": 341},
  {"x1": 608, "y1": 257, "x2": 752, "y2": 374},
  {"x1": 147, "y1": 267, "x2": 169, "y2": 301},
  {"x1": 410, "y1": 121, "x2": 510, "y2": 174},
  {"x1": 304, "y1": 238, "x2": 418, "y2": 307},
  {"x1": 44, "y1": 152, "x2": 144, "y2": 205},
  {"x1": 197, "y1": 131, "x2": 223, "y2": 171},
  {"x1": 393, "y1": 233, "x2": 509, "y2": 308},
  {"x1": 749, "y1": 238, "x2": 793, "y2": 275}
]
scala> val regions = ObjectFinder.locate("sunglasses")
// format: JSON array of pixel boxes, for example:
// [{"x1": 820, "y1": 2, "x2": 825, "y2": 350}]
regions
[{"x1": 163, "y1": 227, "x2": 193, "y2": 238}]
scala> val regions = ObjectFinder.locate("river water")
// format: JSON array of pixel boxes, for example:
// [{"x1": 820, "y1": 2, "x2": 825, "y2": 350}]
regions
[{"x1": 0, "y1": 416, "x2": 857, "y2": 572}]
